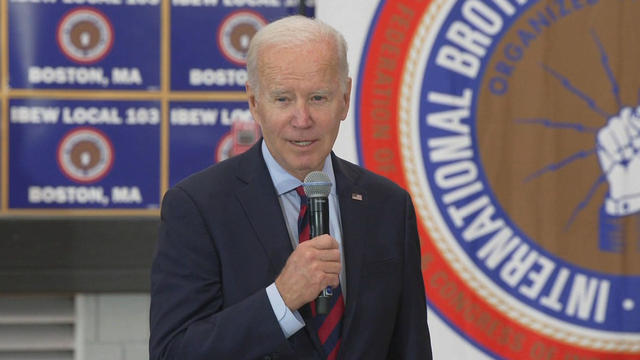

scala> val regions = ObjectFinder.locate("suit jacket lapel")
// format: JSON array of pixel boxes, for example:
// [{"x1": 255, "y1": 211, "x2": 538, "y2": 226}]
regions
[
  {"x1": 235, "y1": 144, "x2": 326, "y2": 356},
  {"x1": 234, "y1": 142, "x2": 293, "y2": 279},
  {"x1": 235, "y1": 146, "x2": 367, "y2": 357},
  {"x1": 297, "y1": 155, "x2": 369, "y2": 358},
  {"x1": 332, "y1": 155, "x2": 368, "y2": 349}
]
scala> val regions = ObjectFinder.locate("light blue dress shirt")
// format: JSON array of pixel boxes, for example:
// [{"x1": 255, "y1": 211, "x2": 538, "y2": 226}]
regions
[{"x1": 261, "y1": 141, "x2": 345, "y2": 338}]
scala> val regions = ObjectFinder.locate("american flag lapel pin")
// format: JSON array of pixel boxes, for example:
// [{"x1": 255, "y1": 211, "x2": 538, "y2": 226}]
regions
[{"x1": 351, "y1": 193, "x2": 363, "y2": 201}]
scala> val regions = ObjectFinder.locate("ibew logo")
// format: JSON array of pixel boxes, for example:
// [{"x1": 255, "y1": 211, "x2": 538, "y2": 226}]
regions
[
  {"x1": 356, "y1": 0, "x2": 640, "y2": 356},
  {"x1": 418, "y1": 0, "x2": 639, "y2": 332}
]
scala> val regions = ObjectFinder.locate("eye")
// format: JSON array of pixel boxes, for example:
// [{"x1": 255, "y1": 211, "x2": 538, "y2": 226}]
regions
[
  {"x1": 275, "y1": 96, "x2": 290, "y2": 103},
  {"x1": 311, "y1": 95, "x2": 327, "y2": 102}
]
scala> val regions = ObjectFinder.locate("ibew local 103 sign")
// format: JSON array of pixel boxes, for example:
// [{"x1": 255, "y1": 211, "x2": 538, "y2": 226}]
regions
[{"x1": 9, "y1": 99, "x2": 161, "y2": 209}]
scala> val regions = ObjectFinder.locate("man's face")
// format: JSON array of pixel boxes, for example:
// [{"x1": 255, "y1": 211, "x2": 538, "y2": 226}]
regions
[{"x1": 247, "y1": 39, "x2": 351, "y2": 181}]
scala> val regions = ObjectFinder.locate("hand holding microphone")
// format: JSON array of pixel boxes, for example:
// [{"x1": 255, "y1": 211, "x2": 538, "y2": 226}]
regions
[
  {"x1": 302, "y1": 171, "x2": 334, "y2": 315},
  {"x1": 275, "y1": 171, "x2": 340, "y2": 313}
]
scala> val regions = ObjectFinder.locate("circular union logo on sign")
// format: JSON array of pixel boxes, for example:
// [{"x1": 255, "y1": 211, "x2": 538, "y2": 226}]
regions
[
  {"x1": 57, "y1": 127, "x2": 114, "y2": 184},
  {"x1": 57, "y1": 7, "x2": 114, "y2": 64},
  {"x1": 215, "y1": 132, "x2": 234, "y2": 163},
  {"x1": 217, "y1": 11, "x2": 267, "y2": 66},
  {"x1": 356, "y1": 0, "x2": 640, "y2": 359}
]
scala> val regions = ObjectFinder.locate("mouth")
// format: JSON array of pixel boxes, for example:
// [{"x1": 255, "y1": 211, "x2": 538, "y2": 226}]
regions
[{"x1": 291, "y1": 140, "x2": 314, "y2": 146}]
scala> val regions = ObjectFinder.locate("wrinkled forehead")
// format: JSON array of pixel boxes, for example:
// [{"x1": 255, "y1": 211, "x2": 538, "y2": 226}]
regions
[
  {"x1": 256, "y1": 41, "x2": 342, "y2": 88},
  {"x1": 258, "y1": 38, "x2": 338, "y2": 68}
]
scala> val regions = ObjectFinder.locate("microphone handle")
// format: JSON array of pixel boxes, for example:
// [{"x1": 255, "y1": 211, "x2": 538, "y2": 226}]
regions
[
  {"x1": 308, "y1": 196, "x2": 329, "y2": 238},
  {"x1": 308, "y1": 196, "x2": 332, "y2": 315}
]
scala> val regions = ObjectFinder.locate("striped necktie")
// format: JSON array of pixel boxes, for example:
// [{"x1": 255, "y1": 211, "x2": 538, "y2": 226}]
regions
[{"x1": 296, "y1": 186, "x2": 345, "y2": 360}]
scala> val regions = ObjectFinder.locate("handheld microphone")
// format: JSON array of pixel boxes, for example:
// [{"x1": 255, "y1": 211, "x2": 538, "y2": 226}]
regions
[{"x1": 303, "y1": 171, "x2": 333, "y2": 315}]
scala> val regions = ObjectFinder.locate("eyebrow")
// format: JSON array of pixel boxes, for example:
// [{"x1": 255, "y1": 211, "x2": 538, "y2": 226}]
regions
[
  {"x1": 311, "y1": 90, "x2": 331, "y2": 96},
  {"x1": 267, "y1": 88, "x2": 334, "y2": 98},
  {"x1": 268, "y1": 89, "x2": 291, "y2": 97}
]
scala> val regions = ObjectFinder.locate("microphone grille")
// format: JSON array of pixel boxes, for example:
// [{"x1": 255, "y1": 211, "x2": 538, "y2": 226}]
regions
[{"x1": 303, "y1": 171, "x2": 331, "y2": 198}]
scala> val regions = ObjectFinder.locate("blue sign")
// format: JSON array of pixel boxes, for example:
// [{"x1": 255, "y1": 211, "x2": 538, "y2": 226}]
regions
[
  {"x1": 169, "y1": 101, "x2": 257, "y2": 186},
  {"x1": 8, "y1": 3, "x2": 161, "y2": 90},
  {"x1": 9, "y1": 99, "x2": 161, "y2": 209},
  {"x1": 171, "y1": 1, "x2": 313, "y2": 91}
]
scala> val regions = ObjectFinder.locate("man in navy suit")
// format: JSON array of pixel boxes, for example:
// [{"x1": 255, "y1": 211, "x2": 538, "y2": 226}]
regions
[{"x1": 150, "y1": 15, "x2": 432, "y2": 360}]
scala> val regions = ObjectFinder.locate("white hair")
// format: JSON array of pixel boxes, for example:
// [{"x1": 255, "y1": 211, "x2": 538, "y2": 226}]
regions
[{"x1": 246, "y1": 15, "x2": 349, "y2": 94}]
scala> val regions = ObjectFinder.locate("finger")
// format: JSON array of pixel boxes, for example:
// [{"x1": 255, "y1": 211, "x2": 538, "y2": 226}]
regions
[
  {"x1": 596, "y1": 148, "x2": 614, "y2": 173},
  {"x1": 308, "y1": 234, "x2": 339, "y2": 249},
  {"x1": 609, "y1": 116, "x2": 632, "y2": 159},
  {"x1": 307, "y1": 256, "x2": 341, "y2": 274},
  {"x1": 611, "y1": 116, "x2": 630, "y2": 145},
  {"x1": 307, "y1": 252, "x2": 341, "y2": 270},
  {"x1": 623, "y1": 111, "x2": 640, "y2": 140},
  {"x1": 313, "y1": 247, "x2": 340, "y2": 261},
  {"x1": 632, "y1": 106, "x2": 640, "y2": 150},
  {"x1": 312, "y1": 269, "x2": 340, "y2": 285},
  {"x1": 317, "y1": 272, "x2": 340, "y2": 288},
  {"x1": 621, "y1": 107, "x2": 639, "y2": 135},
  {"x1": 326, "y1": 275, "x2": 340, "y2": 289},
  {"x1": 597, "y1": 126, "x2": 622, "y2": 163},
  {"x1": 632, "y1": 106, "x2": 640, "y2": 131},
  {"x1": 316, "y1": 262, "x2": 342, "y2": 275},
  {"x1": 618, "y1": 106, "x2": 633, "y2": 124},
  {"x1": 295, "y1": 247, "x2": 339, "y2": 268}
]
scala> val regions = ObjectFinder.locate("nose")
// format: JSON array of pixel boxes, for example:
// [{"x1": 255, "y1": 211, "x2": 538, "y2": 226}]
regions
[{"x1": 291, "y1": 100, "x2": 312, "y2": 128}]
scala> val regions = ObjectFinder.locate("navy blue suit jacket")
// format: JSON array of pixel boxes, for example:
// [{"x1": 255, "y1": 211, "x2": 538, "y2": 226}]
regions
[{"x1": 150, "y1": 141, "x2": 432, "y2": 359}]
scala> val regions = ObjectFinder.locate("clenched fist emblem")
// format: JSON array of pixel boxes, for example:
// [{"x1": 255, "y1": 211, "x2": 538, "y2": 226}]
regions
[{"x1": 596, "y1": 106, "x2": 640, "y2": 217}]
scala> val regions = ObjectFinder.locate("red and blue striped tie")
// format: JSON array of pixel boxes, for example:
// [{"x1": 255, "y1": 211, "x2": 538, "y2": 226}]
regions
[{"x1": 296, "y1": 186, "x2": 344, "y2": 360}]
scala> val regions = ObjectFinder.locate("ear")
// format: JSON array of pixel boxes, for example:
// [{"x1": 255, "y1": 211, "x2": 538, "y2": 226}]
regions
[
  {"x1": 340, "y1": 77, "x2": 352, "y2": 121},
  {"x1": 246, "y1": 82, "x2": 261, "y2": 125}
]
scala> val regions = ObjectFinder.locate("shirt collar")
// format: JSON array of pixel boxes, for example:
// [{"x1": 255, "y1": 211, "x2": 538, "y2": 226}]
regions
[{"x1": 261, "y1": 140, "x2": 337, "y2": 196}]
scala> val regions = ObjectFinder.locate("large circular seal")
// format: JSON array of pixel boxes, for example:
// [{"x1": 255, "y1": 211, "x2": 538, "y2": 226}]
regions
[
  {"x1": 217, "y1": 11, "x2": 267, "y2": 66},
  {"x1": 356, "y1": 0, "x2": 640, "y2": 359},
  {"x1": 57, "y1": 127, "x2": 114, "y2": 184},
  {"x1": 57, "y1": 7, "x2": 114, "y2": 64}
]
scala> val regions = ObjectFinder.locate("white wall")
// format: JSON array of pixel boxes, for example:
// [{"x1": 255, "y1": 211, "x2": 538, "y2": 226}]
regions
[{"x1": 75, "y1": 294, "x2": 149, "y2": 360}]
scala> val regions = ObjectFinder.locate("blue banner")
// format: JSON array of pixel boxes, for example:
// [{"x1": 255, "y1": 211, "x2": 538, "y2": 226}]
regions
[
  {"x1": 9, "y1": 99, "x2": 161, "y2": 209},
  {"x1": 171, "y1": 1, "x2": 313, "y2": 91},
  {"x1": 169, "y1": 101, "x2": 257, "y2": 186},
  {"x1": 9, "y1": 3, "x2": 161, "y2": 90}
]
